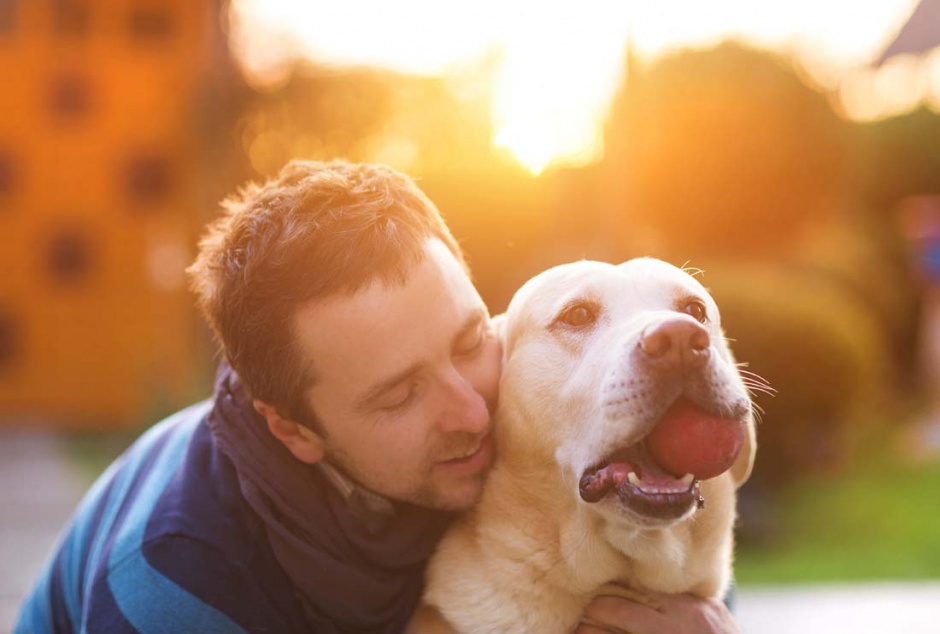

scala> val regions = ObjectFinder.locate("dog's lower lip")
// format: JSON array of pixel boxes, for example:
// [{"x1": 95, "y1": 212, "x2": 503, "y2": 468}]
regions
[
  {"x1": 617, "y1": 479, "x2": 702, "y2": 520},
  {"x1": 579, "y1": 463, "x2": 697, "y2": 504}
]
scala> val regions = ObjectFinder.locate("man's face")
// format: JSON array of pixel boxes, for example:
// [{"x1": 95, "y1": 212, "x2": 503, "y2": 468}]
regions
[{"x1": 292, "y1": 238, "x2": 501, "y2": 511}]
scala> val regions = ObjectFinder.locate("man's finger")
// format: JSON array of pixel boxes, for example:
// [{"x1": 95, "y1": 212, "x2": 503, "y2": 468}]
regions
[
  {"x1": 575, "y1": 618, "x2": 635, "y2": 634},
  {"x1": 581, "y1": 595, "x2": 664, "y2": 633}
]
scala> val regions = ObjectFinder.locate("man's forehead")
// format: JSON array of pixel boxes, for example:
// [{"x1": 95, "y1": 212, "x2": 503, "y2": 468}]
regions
[{"x1": 292, "y1": 239, "x2": 481, "y2": 385}]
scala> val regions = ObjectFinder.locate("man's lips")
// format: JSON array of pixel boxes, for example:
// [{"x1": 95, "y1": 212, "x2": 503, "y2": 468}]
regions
[{"x1": 436, "y1": 433, "x2": 494, "y2": 472}]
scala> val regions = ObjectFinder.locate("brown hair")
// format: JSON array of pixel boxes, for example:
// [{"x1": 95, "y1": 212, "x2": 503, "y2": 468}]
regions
[{"x1": 188, "y1": 160, "x2": 465, "y2": 425}]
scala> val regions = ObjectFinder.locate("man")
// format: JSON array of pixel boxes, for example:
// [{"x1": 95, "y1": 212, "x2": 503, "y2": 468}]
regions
[{"x1": 15, "y1": 161, "x2": 741, "y2": 633}]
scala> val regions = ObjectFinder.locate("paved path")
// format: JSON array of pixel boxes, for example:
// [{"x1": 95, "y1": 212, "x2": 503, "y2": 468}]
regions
[
  {"x1": 1, "y1": 428, "x2": 938, "y2": 634},
  {"x1": 736, "y1": 582, "x2": 940, "y2": 633},
  {"x1": 0, "y1": 428, "x2": 83, "y2": 634}
]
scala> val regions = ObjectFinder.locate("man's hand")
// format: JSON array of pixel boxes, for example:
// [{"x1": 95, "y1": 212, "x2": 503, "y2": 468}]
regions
[{"x1": 575, "y1": 589, "x2": 743, "y2": 634}]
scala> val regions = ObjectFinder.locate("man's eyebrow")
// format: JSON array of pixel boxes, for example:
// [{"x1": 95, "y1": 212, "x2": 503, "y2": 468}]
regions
[
  {"x1": 355, "y1": 309, "x2": 488, "y2": 412},
  {"x1": 356, "y1": 362, "x2": 424, "y2": 412},
  {"x1": 452, "y1": 308, "x2": 487, "y2": 348}
]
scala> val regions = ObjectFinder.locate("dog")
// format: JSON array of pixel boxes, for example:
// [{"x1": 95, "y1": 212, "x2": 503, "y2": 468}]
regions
[{"x1": 411, "y1": 257, "x2": 758, "y2": 633}]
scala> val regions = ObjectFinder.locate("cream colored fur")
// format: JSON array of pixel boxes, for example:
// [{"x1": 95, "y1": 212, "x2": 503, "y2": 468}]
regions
[{"x1": 413, "y1": 258, "x2": 756, "y2": 634}]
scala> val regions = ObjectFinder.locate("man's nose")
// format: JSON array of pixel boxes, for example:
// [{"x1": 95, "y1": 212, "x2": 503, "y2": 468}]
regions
[{"x1": 437, "y1": 369, "x2": 490, "y2": 434}]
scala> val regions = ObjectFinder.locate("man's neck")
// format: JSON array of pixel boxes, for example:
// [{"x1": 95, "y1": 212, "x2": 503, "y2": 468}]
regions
[{"x1": 316, "y1": 461, "x2": 396, "y2": 532}]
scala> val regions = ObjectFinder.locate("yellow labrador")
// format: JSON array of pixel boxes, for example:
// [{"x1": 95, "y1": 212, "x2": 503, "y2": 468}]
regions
[{"x1": 413, "y1": 258, "x2": 757, "y2": 634}]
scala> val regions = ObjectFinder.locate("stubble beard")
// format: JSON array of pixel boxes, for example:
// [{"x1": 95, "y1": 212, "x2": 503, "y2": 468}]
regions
[{"x1": 324, "y1": 432, "x2": 490, "y2": 511}]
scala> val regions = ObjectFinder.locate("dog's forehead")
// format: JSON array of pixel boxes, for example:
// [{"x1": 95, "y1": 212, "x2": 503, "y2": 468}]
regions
[
  {"x1": 510, "y1": 258, "x2": 705, "y2": 317},
  {"x1": 508, "y1": 260, "x2": 615, "y2": 313},
  {"x1": 616, "y1": 257, "x2": 708, "y2": 298}
]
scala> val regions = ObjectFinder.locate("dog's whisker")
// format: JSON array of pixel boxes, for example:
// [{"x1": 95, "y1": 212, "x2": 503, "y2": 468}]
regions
[
  {"x1": 738, "y1": 370, "x2": 775, "y2": 397},
  {"x1": 748, "y1": 401, "x2": 766, "y2": 424},
  {"x1": 737, "y1": 368, "x2": 768, "y2": 380},
  {"x1": 743, "y1": 383, "x2": 776, "y2": 396},
  {"x1": 743, "y1": 383, "x2": 777, "y2": 397}
]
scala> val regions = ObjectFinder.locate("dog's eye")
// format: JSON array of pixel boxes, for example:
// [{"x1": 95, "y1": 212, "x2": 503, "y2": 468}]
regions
[
  {"x1": 682, "y1": 298, "x2": 708, "y2": 323},
  {"x1": 555, "y1": 302, "x2": 598, "y2": 328}
]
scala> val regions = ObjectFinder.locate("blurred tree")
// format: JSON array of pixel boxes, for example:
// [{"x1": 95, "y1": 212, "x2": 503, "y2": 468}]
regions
[
  {"x1": 603, "y1": 42, "x2": 855, "y2": 262},
  {"x1": 233, "y1": 59, "x2": 553, "y2": 311},
  {"x1": 860, "y1": 106, "x2": 940, "y2": 210},
  {"x1": 237, "y1": 65, "x2": 395, "y2": 177},
  {"x1": 237, "y1": 62, "x2": 502, "y2": 179}
]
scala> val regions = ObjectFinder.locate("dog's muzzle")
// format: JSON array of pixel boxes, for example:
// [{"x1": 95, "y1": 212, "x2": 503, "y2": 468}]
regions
[{"x1": 584, "y1": 317, "x2": 747, "y2": 521}]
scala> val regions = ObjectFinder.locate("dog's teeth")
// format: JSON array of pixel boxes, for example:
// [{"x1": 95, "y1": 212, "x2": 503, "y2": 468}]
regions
[
  {"x1": 681, "y1": 473, "x2": 694, "y2": 487},
  {"x1": 627, "y1": 472, "x2": 641, "y2": 487}
]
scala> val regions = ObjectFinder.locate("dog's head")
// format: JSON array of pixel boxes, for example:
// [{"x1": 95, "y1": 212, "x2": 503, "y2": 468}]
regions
[{"x1": 496, "y1": 257, "x2": 756, "y2": 528}]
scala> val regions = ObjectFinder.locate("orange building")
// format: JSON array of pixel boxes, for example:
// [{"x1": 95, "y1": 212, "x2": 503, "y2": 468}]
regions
[{"x1": 0, "y1": 0, "x2": 236, "y2": 427}]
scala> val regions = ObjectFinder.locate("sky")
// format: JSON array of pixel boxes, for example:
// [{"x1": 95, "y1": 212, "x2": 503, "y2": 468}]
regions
[{"x1": 227, "y1": 0, "x2": 929, "y2": 173}]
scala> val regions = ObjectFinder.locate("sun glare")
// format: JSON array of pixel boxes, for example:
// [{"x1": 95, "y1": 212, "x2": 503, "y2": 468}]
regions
[{"x1": 229, "y1": 0, "x2": 923, "y2": 175}]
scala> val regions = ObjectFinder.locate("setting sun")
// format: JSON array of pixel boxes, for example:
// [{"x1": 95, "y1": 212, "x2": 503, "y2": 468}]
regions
[{"x1": 229, "y1": 0, "x2": 924, "y2": 174}]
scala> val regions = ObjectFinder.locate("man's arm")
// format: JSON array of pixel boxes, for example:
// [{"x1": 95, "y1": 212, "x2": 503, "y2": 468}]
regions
[
  {"x1": 85, "y1": 536, "x2": 296, "y2": 634},
  {"x1": 576, "y1": 591, "x2": 743, "y2": 634}
]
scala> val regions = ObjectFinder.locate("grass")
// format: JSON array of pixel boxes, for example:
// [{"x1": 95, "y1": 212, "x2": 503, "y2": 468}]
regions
[
  {"x1": 63, "y1": 430, "x2": 136, "y2": 486},
  {"x1": 735, "y1": 435, "x2": 940, "y2": 585}
]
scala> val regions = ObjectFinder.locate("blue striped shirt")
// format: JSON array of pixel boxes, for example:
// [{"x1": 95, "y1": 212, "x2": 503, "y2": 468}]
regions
[{"x1": 15, "y1": 401, "x2": 310, "y2": 634}]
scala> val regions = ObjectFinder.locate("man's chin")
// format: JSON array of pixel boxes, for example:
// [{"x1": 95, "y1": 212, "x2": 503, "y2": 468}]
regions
[
  {"x1": 407, "y1": 474, "x2": 489, "y2": 512},
  {"x1": 422, "y1": 489, "x2": 484, "y2": 512}
]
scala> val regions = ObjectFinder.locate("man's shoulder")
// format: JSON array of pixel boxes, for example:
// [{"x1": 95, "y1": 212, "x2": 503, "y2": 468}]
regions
[
  {"x1": 89, "y1": 532, "x2": 299, "y2": 634},
  {"x1": 66, "y1": 400, "x2": 235, "y2": 579},
  {"x1": 55, "y1": 400, "x2": 306, "y2": 633},
  {"x1": 109, "y1": 399, "x2": 271, "y2": 560}
]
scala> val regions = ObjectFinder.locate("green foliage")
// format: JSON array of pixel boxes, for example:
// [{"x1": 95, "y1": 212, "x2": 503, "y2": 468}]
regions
[
  {"x1": 789, "y1": 211, "x2": 922, "y2": 390},
  {"x1": 64, "y1": 431, "x2": 135, "y2": 486},
  {"x1": 704, "y1": 263, "x2": 891, "y2": 486},
  {"x1": 736, "y1": 448, "x2": 940, "y2": 583},
  {"x1": 861, "y1": 106, "x2": 940, "y2": 209}
]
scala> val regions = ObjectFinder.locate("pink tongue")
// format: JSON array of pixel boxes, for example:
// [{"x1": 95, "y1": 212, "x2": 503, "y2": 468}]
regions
[{"x1": 645, "y1": 400, "x2": 744, "y2": 480}]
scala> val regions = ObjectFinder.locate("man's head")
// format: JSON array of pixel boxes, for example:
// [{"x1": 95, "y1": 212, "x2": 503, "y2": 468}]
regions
[{"x1": 188, "y1": 160, "x2": 500, "y2": 510}]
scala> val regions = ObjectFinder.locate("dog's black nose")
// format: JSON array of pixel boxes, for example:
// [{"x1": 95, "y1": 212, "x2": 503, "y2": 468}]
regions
[{"x1": 639, "y1": 318, "x2": 710, "y2": 370}]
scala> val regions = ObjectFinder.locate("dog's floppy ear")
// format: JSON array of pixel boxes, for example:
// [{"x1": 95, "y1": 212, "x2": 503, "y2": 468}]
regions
[
  {"x1": 725, "y1": 345, "x2": 757, "y2": 488},
  {"x1": 491, "y1": 312, "x2": 507, "y2": 338},
  {"x1": 730, "y1": 413, "x2": 756, "y2": 488},
  {"x1": 490, "y1": 312, "x2": 509, "y2": 363}
]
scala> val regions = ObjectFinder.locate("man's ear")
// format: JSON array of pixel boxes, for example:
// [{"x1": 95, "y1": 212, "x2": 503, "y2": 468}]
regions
[{"x1": 253, "y1": 400, "x2": 325, "y2": 464}]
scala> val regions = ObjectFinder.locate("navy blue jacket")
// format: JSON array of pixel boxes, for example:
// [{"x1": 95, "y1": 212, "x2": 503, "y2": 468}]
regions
[{"x1": 15, "y1": 402, "x2": 311, "y2": 633}]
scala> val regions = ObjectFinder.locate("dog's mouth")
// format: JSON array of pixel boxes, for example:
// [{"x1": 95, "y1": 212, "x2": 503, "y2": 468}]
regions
[
  {"x1": 578, "y1": 399, "x2": 744, "y2": 521},
  {"x1": 578, "y1": 441, "x2": 703, "y2": 522}
]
